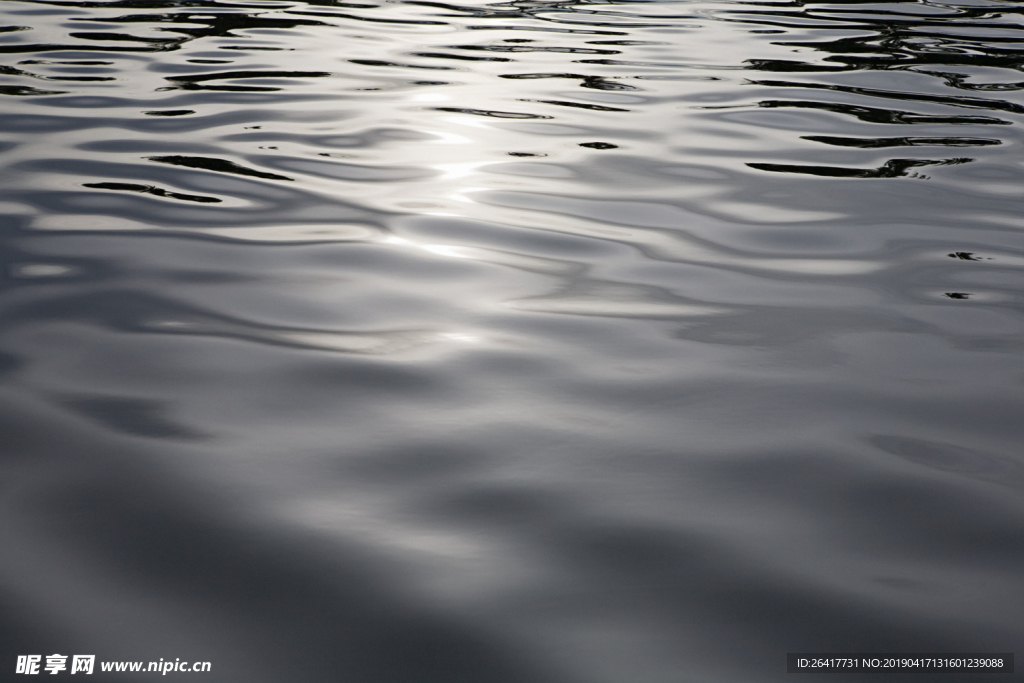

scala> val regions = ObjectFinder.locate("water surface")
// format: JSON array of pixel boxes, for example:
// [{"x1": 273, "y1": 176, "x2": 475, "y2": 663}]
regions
[{"x1": 1, "y1": 0, "x2": 1023, "y2": 680}]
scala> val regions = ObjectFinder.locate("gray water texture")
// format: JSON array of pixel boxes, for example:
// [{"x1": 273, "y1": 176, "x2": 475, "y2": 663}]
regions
[{"x1": 1, "y1": 0, "x2": 1023, "y2": 680}]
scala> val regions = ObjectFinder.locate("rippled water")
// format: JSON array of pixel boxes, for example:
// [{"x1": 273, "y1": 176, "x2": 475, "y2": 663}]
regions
[{"x1": 2, "y1": 0, "x2": 1024, "y2": 679}]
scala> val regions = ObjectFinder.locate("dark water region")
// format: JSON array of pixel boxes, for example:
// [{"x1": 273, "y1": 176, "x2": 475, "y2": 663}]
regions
[{"x1": 1, "y1": 0, "x2": 1024, "y2": 679}]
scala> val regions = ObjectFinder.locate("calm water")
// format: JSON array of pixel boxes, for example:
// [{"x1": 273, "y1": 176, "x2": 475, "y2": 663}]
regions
[{"x1": 2, "y1": 0, "x2": 1023, "y2": 680}]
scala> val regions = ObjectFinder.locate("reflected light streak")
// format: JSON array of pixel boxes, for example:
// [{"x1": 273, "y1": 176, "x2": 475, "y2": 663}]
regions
[
  {"x1": 411, "y1": 92, "x2": 449, "y2": 103},
  {"x1": 383, "y1": 234, "x2": 469, "y2": 257},
  {"x1": 432, "y1": 160, "x2": 494, "y2": 180},
  {"x1": 428, "y1": 131, "x2": 473, "y2": 145},
  {"x1": 437, "y1": 332, "x2": 481, "y2": 343}
]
